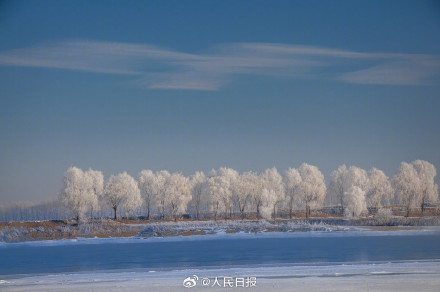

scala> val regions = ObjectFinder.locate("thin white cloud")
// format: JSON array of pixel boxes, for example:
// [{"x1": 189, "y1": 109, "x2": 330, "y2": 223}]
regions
[
  {"x1": 340, "y1": 57, "x2": 440, "y2": 85},
  {"x1": 0, "y1": 40, "x2": 439, "y2": 90}
]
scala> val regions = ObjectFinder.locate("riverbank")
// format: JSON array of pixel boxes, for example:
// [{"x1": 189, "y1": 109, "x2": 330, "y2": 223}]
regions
[{"x1": 1, "y1": 217, "x2": 439, "y2": 243}]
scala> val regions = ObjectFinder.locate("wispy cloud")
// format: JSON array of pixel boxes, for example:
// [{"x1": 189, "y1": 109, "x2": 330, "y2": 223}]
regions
[{"x1": 0, "y1": 40, "x2": 439, "y2": 90}]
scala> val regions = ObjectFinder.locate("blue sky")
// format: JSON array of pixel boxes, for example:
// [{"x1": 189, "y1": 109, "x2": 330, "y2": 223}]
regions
[{"x1": 1, "y1": 0, "x2": 440, "y2": 203}]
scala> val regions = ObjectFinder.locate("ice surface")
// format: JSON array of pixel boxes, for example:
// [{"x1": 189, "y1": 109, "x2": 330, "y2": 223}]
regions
[{"x1": 1, "y1": 261, "x2": 439, "y2": 291}]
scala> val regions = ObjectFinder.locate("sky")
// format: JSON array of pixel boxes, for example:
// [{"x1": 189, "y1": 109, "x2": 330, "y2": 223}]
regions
[{"x1": 0, "y1": 0, "x2": 440, "y2": 204}]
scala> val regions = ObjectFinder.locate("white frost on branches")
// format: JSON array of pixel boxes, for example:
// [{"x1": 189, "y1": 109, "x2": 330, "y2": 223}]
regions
[
  {"x1": 138, "y1": 169, "x2": 156, "y2": 219},
  {"x1": 85, "y1": 168, "x2": 104, "y2": 217},
  {"x1": 60, "y1": 166, "x2": 96, "y2": 221},
  {"x1": 366, "y1": 168, "x2": 392, "y2": 210},
  {"x1": 260, "y1": 167, "x2": 284, "y2": 219},
  {"x1": 189, "y1": 171, "x2": 207, "y2": 220},
  {"x1": 283, "y1": 168, "x2": 301, "y2": 219},
  {"x1": 392, "y1": 162, "x2": 421, "y2": 217},
  {"x1": 344, "y1": 186, "x2": 367, "y2": 218},
  {"x1": 104, "y1": 172, "x2": 141, "y2": 219},
  {"x1": 298, "y1": 163, "x2": 326, "y2": 218},
  {"x1": 412, "y1": 160, "x2": 438, "y2": 212}
]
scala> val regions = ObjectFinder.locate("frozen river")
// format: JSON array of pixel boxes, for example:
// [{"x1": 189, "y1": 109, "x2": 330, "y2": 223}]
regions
[
  {"x1": 1, "y1": 229, "x2": 440, "y2": 275},
  {"x1": 1, "y1": 229, "x2": 440, "y2": 291}
]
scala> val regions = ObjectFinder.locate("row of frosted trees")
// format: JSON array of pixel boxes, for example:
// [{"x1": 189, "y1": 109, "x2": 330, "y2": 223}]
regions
[{"x1": 60, "y1": 160, "x2": 438, "y2": 221}]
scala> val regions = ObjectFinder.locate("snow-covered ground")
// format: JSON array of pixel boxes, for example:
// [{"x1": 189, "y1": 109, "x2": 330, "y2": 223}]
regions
[
  {"x1": 2, "y1": 218, "x2": 440, "y2": 243},
  {"x1": 2, "y1": 225, "x2": 440, "y2": 247},
  {"x1": 1, "y1": 260, "x2": 439, "y2": 291}
]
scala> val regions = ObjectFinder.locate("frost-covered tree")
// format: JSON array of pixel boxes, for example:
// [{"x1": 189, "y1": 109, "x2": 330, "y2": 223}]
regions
[
  {"x1": 138, "y1": 170, "x2": 156, "y2": 220},
  {"x1": 248, "y1": 173, "x2": 264, "y2": 219},
  {"x1": 298, "y1": 163, "x2": 326, "y2": 218},
  {"x1": 344, "y1": 186, "x2": 367, "y2": 218},
  {"x1": 283, "y1": 168, "x2": 301, "y2": 219},
  {"x1": 233, "y1": 171, "x2": 257, "y2": 220},
  {"x1": 328, "y1": 165, "x2": 368, "y2": 215},
  {"x1": 189, "y1": 171, "x2": 206, "y2": 220},
  {"x1": 154, "y1": 170, "x2": 171, "y2": 219},
  {"x1": 0, "y1": 199, "x2": 71, "y2": 222},
  {"x1": 327, "y1": 165, "x2": 348, "y2": 214},
  {"x1": 412, "y1": 160, "x2": 438, "y2": 213},
  {"x1": 260, "y1": 189, "x2": 277, "y2": 219},
  {"x1": 104, "y1": 172, "x2": 141, "y2": 220},
  {"x1": 217, "y1": 167, "x2": 239, "y2": 218},
  {"x1": 392, "y1": 162, "x2": 421, "y2": 217},
  {"x1": 366, "y1": 168, "x2": 392, "y2": 211},
  {"x1": 85, "y1": 168, "x2": 104, "y2": 218},
  {"x1": 60, "y1": 166, "x2": 94, "y2": 221},
  {"x1": 205, "y1": 175, "x2": 225, "y2": 220},
  {"x1": 261, "y1": 167, "x2": 284, "y2": 219},
  {"x1": 346, "y1": 166, "x2": 369, "y2": 191},
  {"x1": 166, "y1": 173, "x2": 192, "y2": 221}
]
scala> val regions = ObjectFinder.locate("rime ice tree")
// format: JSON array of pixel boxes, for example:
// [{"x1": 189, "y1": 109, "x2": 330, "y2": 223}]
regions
[
  {"x1": 85, "y1": 168, "x2": 104, "y2": 218},
  {"x1": 205, "y1": 172, "x2": 228, "y2": 220},
  {"x1": 233, "y1": 171, "x2": 257, "y2": 220},
  {"x1": 189, "y1": 171, "x2": 206, "y2": 220},
  {"x1": 328, "y1": 165, "x2": 348, "y2": 214},
  {"x1": 346, "y1": 166, "x2": 369, "y2": 190},
  {"x1": 217, "y1": 167, "x2": 238, "y2": 218},
  {"x1": 366, "y1": 168, "x2": 392, "y2": 211},
  {"x1": 166, "y1": 173, "x2": 192, "y2": 222},
  {"x1": 260, "y1": 167, "x2": 284, "y2": 219},
  {"x1": 154, "y1": 170, "x2": 171, "y2": 219},
  {"x1": 344, "y1": 186, "x2": 367, "y2": 218},
  {"x1": 248, "y1": 173, "x2": 264, "y2": 219},
  {"x1": 104, "y1": 172, "x2": 141, "y2": 220},
  {"x1": 298, "y1": 163, "x2": 326, "y2": 218},
  {"x1": 260, "y1": 189, "x2": 277, "y2": 220},
  {"x1": 283, "y1": 168, "x2": 301, "y2": 219},
  {"x1": 138, "y1": 170, "x2": 156, "y2": 220},
  {"x1": 412, "y1": 160, "x2": 438, "y2": 213},
  {"x1": 392, "y1": 162, "x2": 420, "y2": 217},
  {"x1": 60, "y1": 166, "x2": 94, "y2": 221},
  {"x1": 328, "y1": 165, "x2": 368, "y2": 215}
]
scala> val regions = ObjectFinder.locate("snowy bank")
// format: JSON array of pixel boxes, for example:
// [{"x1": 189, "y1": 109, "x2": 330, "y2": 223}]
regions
[{"x1": 1, "y1": 218, "x2": 440, "y2": 243}]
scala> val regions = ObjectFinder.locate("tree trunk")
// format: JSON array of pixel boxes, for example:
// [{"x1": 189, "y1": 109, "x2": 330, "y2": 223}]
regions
[
  {"x1": 406, "y1": 207, "x2": 410, "y2": 217},
  {"x1": 340, "y1": 196, "x2": 344, "y2": 216},
  {"x1": 113, "y1": 206, "x2": 117, "y2": 220},
  {"x1": 214, "y1": 202, "x2": 219, "y2": 221},
  {"x1": 272, "y1": 204, "x2": 276, "y2": 219},
  {"x1": 256, "y1": 203, "x2": 260, "y2": 220},
  {"x1": 90, "y1": 207, "x2": 93, "y2": 219},
  {"x1": 289, "y1": 197, "x2": 294, "y2": 219}
]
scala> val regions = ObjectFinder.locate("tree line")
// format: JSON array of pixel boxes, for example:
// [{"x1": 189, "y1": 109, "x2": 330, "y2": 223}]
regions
[{"x1": 58, "y1": 160, "x2": 438, "y2": 222}]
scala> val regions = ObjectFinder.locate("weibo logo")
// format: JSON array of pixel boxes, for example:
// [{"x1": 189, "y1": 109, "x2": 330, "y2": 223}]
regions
[{"x1": 183, "y1": 275, "x2": 198, "y2": 288}]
